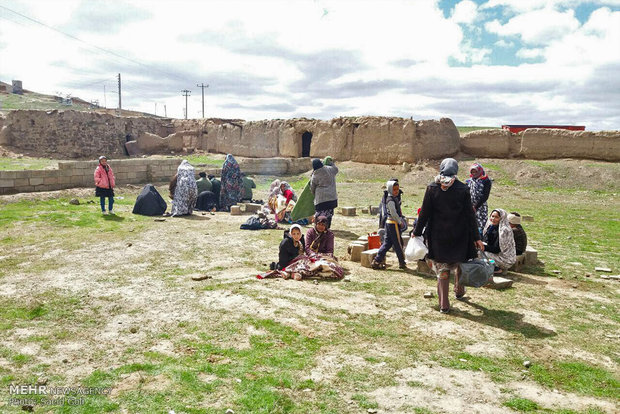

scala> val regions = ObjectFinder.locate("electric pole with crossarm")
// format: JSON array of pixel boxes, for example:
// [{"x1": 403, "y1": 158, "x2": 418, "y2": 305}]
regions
[
  {"x1": 181, "y1": 89, "x2": 191, "y2": 119},
  {"x1": 196, "y1": 83, "x2": 209, "y2": 118}
]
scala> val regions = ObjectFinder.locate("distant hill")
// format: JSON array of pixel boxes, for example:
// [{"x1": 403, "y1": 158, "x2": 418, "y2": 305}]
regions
[{"x1": 0, "y1": 80, "x2": 158, "y2": 118}]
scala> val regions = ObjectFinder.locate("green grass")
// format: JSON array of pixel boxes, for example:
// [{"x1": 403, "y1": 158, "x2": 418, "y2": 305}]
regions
[
  {"x1": 457, "y1": 126, "x2": 500, "y2": 134},
  {"x1": 503, "y1": 397, "x2": 539, "y2": 412},
  {"x1": 182, "y1": 154, "x2": 223, "y2": 166},
  {"x1": 529, "y1": 361, "x2": 619, "y2": 400},
  {"x1": 0, "y1": 156, "x2": 59, "y2": 170}
]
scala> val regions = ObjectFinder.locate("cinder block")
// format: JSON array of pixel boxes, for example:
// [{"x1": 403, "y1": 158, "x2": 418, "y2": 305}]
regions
[
  {"x1": 416, "y1": 259, "x2": 434, "y2": 275},
  {"x1": 525, "y1": 246, "x2": 538, "y2": 265},
  {"x1": 29, "y1": 178, "x2": 44, "y2": 186},
  {"x1": 230, "y1": 205, "x2": 242, "y2": 215},
  {"x1": 347, "y1": 243, "x2": 366, "y2": 262},
  {"x1": 244, "y1": 203, "x2": 262, "y2": 213},
  {"x1": 522, "y1": 215, "x2": 534, "y2": 222},
  {"x1": 43, "y1": 177, "x2": 59, "y2": 185},
  {"x1": 370, "y1": 206, "x2": 380, "y2": 215},
  {"x1": 484, "y1": 276, "x2": 513, "y2": 289},
  {"x1": 361, "y1": 208, "x2": 369, "y2": 214},
  {"x1": 360, "y1": 248, "x2": 380, "y2": 268},
  {"x1": 401, "y1": 235, "x2": 410, "y2": 247},
  {"x1": 14, "y1": 178, "x2": 28, "y2": 186},
  {"x1": 357, "y1": 235, "x2": 368, "y2": 242},
  {"x1": 341, "y1": 207, "x2": 356, "y2": 216},
  {"x1": 510, "y1": 254, "x2": 526, "y2": 271}
]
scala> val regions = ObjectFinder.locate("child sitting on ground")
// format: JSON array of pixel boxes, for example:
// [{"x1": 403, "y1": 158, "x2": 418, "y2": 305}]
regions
[{"x1": 508, "y1": 212, "x2": 528, "y2": 255}]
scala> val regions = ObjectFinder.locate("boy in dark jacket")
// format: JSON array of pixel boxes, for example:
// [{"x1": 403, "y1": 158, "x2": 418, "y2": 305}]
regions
[
  {"x1": 372, "y1": 180, "x2": 407, "y2": 270},
  {"x1": 508, "y1": 212, "x2": 528, "y2": 255}
]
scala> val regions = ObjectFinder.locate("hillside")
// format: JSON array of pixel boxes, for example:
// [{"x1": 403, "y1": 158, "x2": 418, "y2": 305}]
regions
[{"x1": 0, "y1": 80, "x2": 157, "y2": 118}]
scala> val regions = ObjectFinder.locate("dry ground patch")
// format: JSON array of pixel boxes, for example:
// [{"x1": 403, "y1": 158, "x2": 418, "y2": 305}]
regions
[{"x1": 0, "y1": 158, "x2": 618, "y2": 413}]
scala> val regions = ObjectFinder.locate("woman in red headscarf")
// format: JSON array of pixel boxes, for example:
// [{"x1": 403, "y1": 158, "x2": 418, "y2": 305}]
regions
[{"x1": 465, "y1": 163, "x2": 492, "y2": 235}]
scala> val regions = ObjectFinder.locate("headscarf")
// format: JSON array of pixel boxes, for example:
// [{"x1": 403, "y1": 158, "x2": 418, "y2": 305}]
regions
[
  {"x1": 469, "y1": 163, "x2": 487, "y2": 180},
  {"x1": 98, "y1": 155, "x2": 109, "y2": 172},
  {"x1": 312, "y1": 158, "x2": 324, "y2": 170},
  {"x1": 483, "y1": 208, "x2": 516, "y2": 268},
  {"x1": 289, "y1": 224, "x2": 304, "y2": 253},
  {"x1": 268, "y1": 179, "x2": 281, "y2": 199},
  {"x1": 323, "y1": 156, "x2": 333, "y2": 166},
  {"x1": 310, "y1": 215, "x2": 328, "y2": 253},
  {"x1": 434, "y1": 158, "x2": 458, "y2": 189},
  {"x1": 171, "y1": 160, "x2": 198, "y2": 216},
  {"x1": 280, "y1": 181, "x2": 297, "y2": 201},
  {"x1": 508, "y1": 213, "x2": 521, "y2": 225},
  {"x1": 220, "y1": 154, "x2": 243, "y2": 211}
]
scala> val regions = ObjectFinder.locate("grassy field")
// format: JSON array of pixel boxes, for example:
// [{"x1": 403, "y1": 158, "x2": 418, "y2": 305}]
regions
[
  {"x1": 0, "y1": 159, "x2": 618, "y2": 413},
  {"x1": 457, "y1": 126, "x2": 501, "y2": 134}
]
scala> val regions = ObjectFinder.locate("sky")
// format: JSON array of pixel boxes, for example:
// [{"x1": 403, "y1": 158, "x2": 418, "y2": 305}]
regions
[{"x1": 0, "y1": 0, "x2": 619, "y2": 129}]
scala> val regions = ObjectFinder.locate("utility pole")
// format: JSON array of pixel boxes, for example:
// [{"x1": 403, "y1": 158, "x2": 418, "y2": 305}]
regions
[
  {"x1": 155, "y1": 102, "x2": 157, "y2": 116},
  {"x1": 103, "y1": 84, "x2": 106, "y2": 108},
  {"x1": 196, "y1": 83, "x2": 209, "y2": 118},
  {"x1": 164, "y1": 104, "x2": 167, "y2": 117},
  {"x1": 117, "y1": 73, "x2": 122, "y2": 117},
  {"x1": 181, "y1": 89, "x2": 191, "y2": 119}
]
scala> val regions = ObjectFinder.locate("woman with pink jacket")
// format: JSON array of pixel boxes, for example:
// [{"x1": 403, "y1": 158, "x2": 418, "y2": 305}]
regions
[{"x1": 94, "y1": 156, "x2": 116, "y2": 214}]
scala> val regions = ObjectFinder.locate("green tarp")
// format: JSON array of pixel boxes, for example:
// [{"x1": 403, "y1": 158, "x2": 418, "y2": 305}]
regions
[{"x1": 290, "y1": 181, "x2": 315, "y2": 221}]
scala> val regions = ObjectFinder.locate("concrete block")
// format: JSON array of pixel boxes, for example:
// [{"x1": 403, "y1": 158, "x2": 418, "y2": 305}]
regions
[
  {"x1": 361, "y1": 248, "x2": 380, "y2": 268},
  {"x1": 230, "y1": 205, "x2": 242, "y2": 215},
  {"x1": 416, "y1": 259, "x2": 434, "y2": 275},
  {"x1": 522, "y1": 215, "x2": 534, "y2": 222},
  {"x1": 510, "y1": 254, "x2": 526, "y2": 271},
  {"x1": 484, "y1": 276, "x2": 513, "y2": 289},
  {"x1": 525, "y1": 246, "x2": 538, "y2": 265},
  {"x1": 358, "y1": 235, "x2": 368, "y2": 242},
  {"x1": 341, "y1": 206, "x2": 356, "y2": 216},
  {"x1": 0, "y1": 171, "x2": 18, "y2": 179},
  {"x1": 361, "y1": 208, "x2": 370, "y2": 214},
  {"x1": 29, "y1": 178, "x2": 44, "y2": 186},
  {"x1": 43, "y1": 177, "x2": 59, "y2": 185},
  {"x1": 401, "y1": 235, "x2": 410, "y2": 247},
  {"x1": 370, "y1": 206, "x2": 380, "y2": 215},
  {"x1": 0, "y1": 179, "x2": 15, "y2": 188},
  {"x1": 244, "y1": 203, "x2": 262, "y2": 213},
  {"x1": 14, "y1": 178, "x2": 29, "y2": 186},
  {"x1": 347, "y1": 243, "x2": 366, "y2": 262}
]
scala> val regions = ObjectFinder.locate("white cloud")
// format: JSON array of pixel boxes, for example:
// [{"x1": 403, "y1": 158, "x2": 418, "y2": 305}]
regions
[
  {"x1": 516, "y1": 47, "x2": 546, "y2": 59},
  {"x1": 482, "y1": 0, "x2": 620, "y2": 13},
  {"x1": 494, "y1": 39, "x2": 514, "y2": 48},
  {"x1": 485, "y1": 7, "x2": 580, "y2": 44},
  {"x1": 451, "y1": 0, "x2": 478, "y2": 24}
]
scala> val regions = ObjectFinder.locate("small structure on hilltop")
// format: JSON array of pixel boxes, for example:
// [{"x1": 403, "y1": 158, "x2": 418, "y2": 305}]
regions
[
  {"x1": 501, "y1": 124, "x2": 585, "y2": 134},
  {"x1": 11, "y1": 80, "x2": 23, "y2": 95}
]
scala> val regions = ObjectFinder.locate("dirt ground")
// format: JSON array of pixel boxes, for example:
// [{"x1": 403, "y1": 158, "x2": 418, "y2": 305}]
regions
[{"x1": 0, "y1": 158, "x2": 618, "y2": 413}]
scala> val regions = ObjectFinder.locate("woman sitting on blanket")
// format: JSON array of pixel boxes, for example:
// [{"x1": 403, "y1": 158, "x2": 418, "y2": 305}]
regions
[
  {"x1": 277, "y1": 224, "x2": 305, "y2": 271},
  {"x1": 268, "y1": 181, "x2": 297, "y2": 223},
  {"x1": 305, "y1": 215, "x2": 334, "y2": 256},
  {"x1": 483, "y1": 208, "x2": 516, "y2": 274}
]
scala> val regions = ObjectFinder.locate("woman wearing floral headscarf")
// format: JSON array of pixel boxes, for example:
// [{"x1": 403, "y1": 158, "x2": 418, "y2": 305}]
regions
[
  {"x1": 466, "y1": 163, "x2": 492, "y2": 235},
  {"x1": 171, "y1": 160, "x2": 198, "y2": 216},
  {"x1": 483, "y1": 208, "x2": 516, "y2": 273},
  {"x1": 219, "y1": 154, "x2": 244, "y2": 211}
]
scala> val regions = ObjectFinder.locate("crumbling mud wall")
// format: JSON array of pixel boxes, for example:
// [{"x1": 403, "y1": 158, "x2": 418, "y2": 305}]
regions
[
  {"x1": 0, "y1": 111, "x2": 461, "y2": 163},
  {"x1": 461, "y1": 128, "x2": 620, "y2": 162}
]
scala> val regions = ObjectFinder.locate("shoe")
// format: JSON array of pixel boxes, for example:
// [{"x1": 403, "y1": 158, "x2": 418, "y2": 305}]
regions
[
  {"x1": 371, "y1": 259, "x2": 385, "y2": 270},
  {"x1": 108, "y1": 210, "x2": 114, "y2": 215},
  {"x1": 440, "y1": 308, "x2": 450, "y2": 314},
  {"x1": 399, "y1": 263, "x2": 408, "y2": 270},
  {"x1": 102, "y1": 211, "x2": 107, "y2": 215},
  {"x1": 493, "y1": 266, "x2": 503, "y2": 275},
  {"x1": 456, "y1": 287, "x2": 467, "y2": 300},
  {"x1": 269, "y1": 262, "x2": 276, "y2": 271}
]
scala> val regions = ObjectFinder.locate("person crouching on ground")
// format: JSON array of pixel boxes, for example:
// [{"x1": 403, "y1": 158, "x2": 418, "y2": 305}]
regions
[
  {"x1": 508, "y1": 212, "x2": 527, "y2": 255},
  {"x1": 483, "y1": 209, "x2": 516, "y2": 273},
  {"x1": 94, "y1": 155, "x2": 116, "y2": 215},
  {"x1": 278, "y1": 224, "x2": 305, "y2": 270},
  {"x1": 305, "y1": 215, "x2": 334, "y2": 256},
  {"x1": 413, "y1": 158, "x2": 483, "y2": 314},
  {"x1": 372, "y1": 180, "x2": 407, "y2": 270}
]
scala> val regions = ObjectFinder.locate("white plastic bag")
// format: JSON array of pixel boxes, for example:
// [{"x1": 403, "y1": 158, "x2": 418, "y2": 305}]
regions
[{"x1": 405, "y1": 236, "x2": 428, "y2": 261}]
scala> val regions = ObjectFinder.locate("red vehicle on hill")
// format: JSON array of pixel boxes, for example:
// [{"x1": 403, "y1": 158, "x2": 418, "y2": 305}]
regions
[{"x1": 501, "y1": 125, "x2": 586, "y2": 134}]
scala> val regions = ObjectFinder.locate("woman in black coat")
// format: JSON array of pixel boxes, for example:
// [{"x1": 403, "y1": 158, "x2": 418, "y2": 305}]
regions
[{"x1": 413, "y1": 158, "x2": 483, "y2": 313}]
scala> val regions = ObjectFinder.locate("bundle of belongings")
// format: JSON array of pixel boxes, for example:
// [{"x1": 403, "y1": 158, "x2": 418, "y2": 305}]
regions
[
  {"x1": 195, "y1": 191, "x2": 218, "y2": 211},
  {"x1": 257, "y1": 254, "x2": 344, "y2": 281},
  {"x1": 240, "y1": 212, "x2": 278, "y2": 230},
  {"x1": 132, "y1": 184, "x2": 167, "y2": 216}
]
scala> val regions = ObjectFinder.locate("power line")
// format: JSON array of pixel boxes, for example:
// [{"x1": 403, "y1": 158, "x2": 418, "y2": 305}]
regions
[{"x1": 0, "y1": 5, "x2": 186, "y2": 82}]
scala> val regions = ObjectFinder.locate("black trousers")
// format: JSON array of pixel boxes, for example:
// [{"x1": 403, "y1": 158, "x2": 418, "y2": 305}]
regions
[{"x1": 375, "y1": 221, "x2": 406, "y2": 265}]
